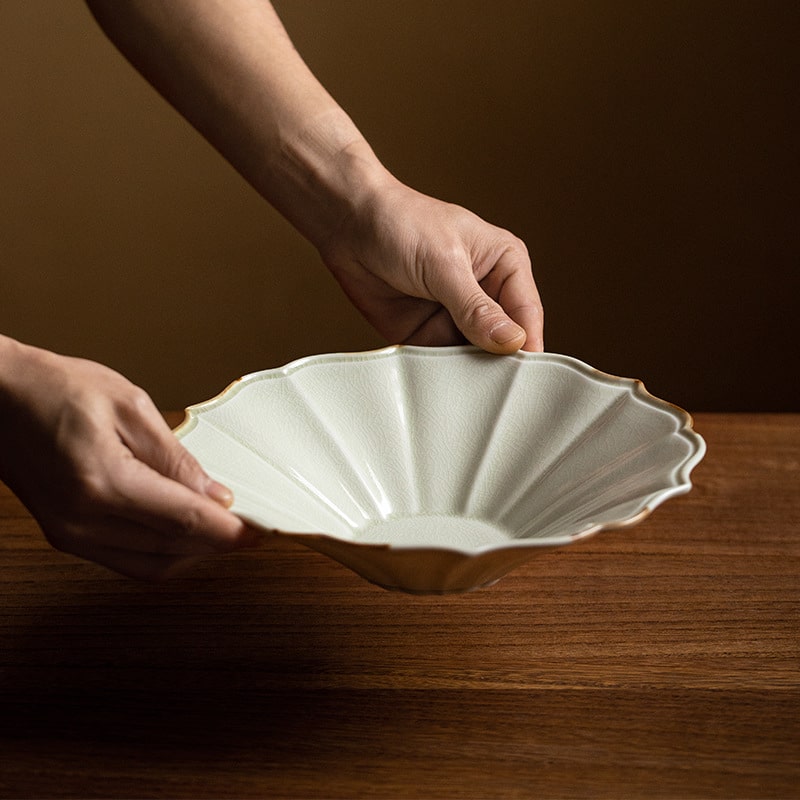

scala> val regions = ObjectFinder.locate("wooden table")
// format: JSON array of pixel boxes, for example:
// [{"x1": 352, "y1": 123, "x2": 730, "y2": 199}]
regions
[{"x1": 1, "y1": 413, "x2": 798, "y2": 799}]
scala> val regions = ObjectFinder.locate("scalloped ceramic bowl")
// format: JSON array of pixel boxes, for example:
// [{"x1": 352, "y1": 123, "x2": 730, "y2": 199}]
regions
[{"x1": 175, "y1": 346, "x2": 705, "y2": 593}]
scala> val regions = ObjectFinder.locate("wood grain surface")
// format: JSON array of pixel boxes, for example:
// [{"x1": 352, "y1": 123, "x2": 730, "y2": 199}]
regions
[{"x1": 1, "y1": 413, "x2": 798, "y2": 798}]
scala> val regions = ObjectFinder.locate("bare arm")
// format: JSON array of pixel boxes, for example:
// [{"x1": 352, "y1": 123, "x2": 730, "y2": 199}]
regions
[
  {"x1": 0, "y1": 1, "x2": 543, "y2": 580},
  {"x1": 86, "y1": 0, "x2": 544, "y2": 352},
  {"x1": 86, "y1": 0, "x2": 375, "y2": 248}
]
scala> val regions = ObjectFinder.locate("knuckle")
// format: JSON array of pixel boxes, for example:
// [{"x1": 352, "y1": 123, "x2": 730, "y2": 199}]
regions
[
  {"x1": 166, "y1": 444, "x2": 206, "y2": 490},
  {"x1": 504, "y1": 232, "x2": 528, "y2": 255},
  {"x1": 126, "y1": 384, "x2": 156, "y2": 417},
  {"x1": 462, "y1": 294, "x2": 496, "y2": 328},
  {"x1": 438, "y1": 240, "x2": 469, "y2": 266},
  {"x1": 110, "y1": 381, "x2": 157, "y2": 427},
  {"x1": 79, "y1": 469, "x2": 111, "y2": 505},
  {"x1": 71, "y1": 468, "x2": 116, "y2": 514},
  {"x1": 509, "y1": 295, "x2": 544, "y2": 319},
  {"x1": 424, "y1": 240, "x2": 469, "y2": 280},
  {"x1": 173, "y1": 504, "x2": 206, "y2": 539},
  {"x1": 172, "y1": 444, "x2": 201, "y2": 477},
  {"x1": 494, "y1": 233, "x2": 532, "y2": 272}
]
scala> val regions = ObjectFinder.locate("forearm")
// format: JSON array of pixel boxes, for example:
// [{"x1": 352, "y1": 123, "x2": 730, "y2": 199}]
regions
[
  {"x1": 85, "y1": 0, "x2": 392, "y2": 250},
  {"x1": 85, "y1": 0, "x2": 544, "y2": 353}
]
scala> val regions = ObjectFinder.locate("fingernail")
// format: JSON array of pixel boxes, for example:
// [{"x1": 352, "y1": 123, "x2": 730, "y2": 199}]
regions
[
  {"x1": 207, "y1": 480, "x2": 234, "y2": 508},
  {"x1": 489, "y1": 320, "x2": 525, "y2": 345}
]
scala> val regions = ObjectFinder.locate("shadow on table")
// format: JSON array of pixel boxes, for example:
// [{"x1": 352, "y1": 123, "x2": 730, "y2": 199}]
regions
[
  {"x1": 0, "y1": 542, "x2": 551, "y2": 761},
  {"x1": 3, "y1": 542, "x2": 798, "y2": 799}
]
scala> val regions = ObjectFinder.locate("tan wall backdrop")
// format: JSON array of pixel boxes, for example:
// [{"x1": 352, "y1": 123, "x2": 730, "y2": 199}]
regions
[{"x1": 1, "y1": 0, "x2": 797, "y2": 411}]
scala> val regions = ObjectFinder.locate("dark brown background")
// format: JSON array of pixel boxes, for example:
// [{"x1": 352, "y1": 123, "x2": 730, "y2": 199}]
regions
[{"x1": 1, "y1": 0, "x2": 797, "y2": 411}]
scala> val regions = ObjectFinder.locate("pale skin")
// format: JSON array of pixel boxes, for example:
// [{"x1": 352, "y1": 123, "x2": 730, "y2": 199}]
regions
[{"x1": 0, "y1": 0, "x2": 543, "y2": 580}]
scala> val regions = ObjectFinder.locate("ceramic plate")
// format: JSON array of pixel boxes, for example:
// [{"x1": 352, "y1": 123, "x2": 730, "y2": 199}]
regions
[{"x1": 175, "y1": 346, "x2": 705, "y2": 593}]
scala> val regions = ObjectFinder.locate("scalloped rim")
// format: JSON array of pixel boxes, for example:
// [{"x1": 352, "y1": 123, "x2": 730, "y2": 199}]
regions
[{"x1": 174, "y1": 345, "x2": 706, "y2": 555}]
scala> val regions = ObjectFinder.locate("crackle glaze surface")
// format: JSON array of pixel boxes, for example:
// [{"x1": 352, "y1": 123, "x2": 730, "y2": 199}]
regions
[{"x1": 175, "y1": 346, "x2": 705, "y2": 592}]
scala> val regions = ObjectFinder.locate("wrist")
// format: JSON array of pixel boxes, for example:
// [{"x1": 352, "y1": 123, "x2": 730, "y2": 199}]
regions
[{"x1": 266, "y1": 108, "x2": 397, "y2": 253}]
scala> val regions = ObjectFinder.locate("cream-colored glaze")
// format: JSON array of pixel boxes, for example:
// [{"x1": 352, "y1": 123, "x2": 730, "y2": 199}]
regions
[{"x1": 175, "y1": 346, "x2": 706, "y2": 593}]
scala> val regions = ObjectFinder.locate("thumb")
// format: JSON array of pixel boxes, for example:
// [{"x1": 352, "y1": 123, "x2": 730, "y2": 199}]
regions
[
  {"x1": 449, "y1": 282, "x2": 527, "y2": 354},
  {"x1": 161, "y1": 436, "x2": 234, "y2": 508},
  {"x1": 122, "y1": 409, "x2": 234, "y2": 508}
]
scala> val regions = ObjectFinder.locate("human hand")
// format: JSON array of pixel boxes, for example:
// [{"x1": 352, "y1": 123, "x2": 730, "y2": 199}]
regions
[
  {"x1": 0, "y1": 339, "x2": 255, "y2": 580},
  {"x1": 84, "y1": 1, "x2": 541, "y2": 353},
  {"x1": 321, "y1": 177, "x2": 544, "y2": 353}
]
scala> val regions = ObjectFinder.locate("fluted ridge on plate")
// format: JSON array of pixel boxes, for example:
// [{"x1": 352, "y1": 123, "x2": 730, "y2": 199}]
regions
[{"x1": 175, "y1": 346, "x2": 705, "y2": 551}]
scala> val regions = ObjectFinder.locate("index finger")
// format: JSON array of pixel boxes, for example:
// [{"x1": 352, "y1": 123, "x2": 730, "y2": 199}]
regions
[{"x1": 490, "y1": 250, "x2": 544, "y2": 352}]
